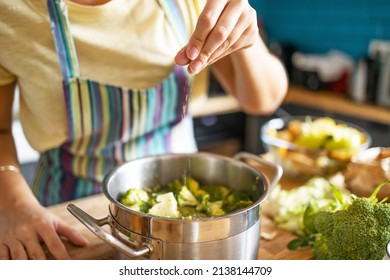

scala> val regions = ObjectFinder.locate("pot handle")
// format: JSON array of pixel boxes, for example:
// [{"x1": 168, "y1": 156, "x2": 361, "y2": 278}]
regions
[
  {"x1": 67, "y1": 203, "x2": 152, "y2": 257},
  {"x1": 233, "y1": 151, "x2": 283, "y2": 188}
]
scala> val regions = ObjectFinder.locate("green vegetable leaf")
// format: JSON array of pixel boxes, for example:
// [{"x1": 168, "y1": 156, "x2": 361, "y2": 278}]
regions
[
  {"x1": 303, "y1": 203, "x2": 319, "y2": 235},
  {"x1": 369, "y1": 180, "x2": 389, "y2": 203},
  {"x1": 330, "y1": 184, "x2": 344, "y2": 205},
  {"x1": 287, "y1": 236, "x2": 315, "y2": 250}
]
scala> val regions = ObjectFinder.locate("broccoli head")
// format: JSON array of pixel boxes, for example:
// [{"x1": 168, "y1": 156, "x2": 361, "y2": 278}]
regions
[
  {"x1": 120, "y1": 189, "x2": 149, "y2": 206},
  {"x1": 313, "y1": 196, "x2": 390, "y2": 260},
  {"x1": 311, "y1": 182, "x2": 390, "y2": 260},
  {"x1": 287, "y1": 181, "x2": 390, "y2": 260}
]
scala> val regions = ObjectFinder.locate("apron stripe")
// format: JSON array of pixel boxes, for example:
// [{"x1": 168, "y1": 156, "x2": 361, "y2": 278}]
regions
[
  {"x1": 153, "y1": 85, "x2": 163, "y2": 128},
  {"x1": 98, "y1": 83, "x2": 109, "y2": 149},
  {"x1": 131, "y1": 89, "x2": 139, "y2": 139},
  {"x1": 139, "y1": 90, "x2": 147, "y2": 137},
  {"x1": 145, "y1": 89, "x2": 155, "y2": 133},
  {"x1": 161, "y1": 79, "x2": 170, "y2": 126},
  {"x1": 120, "y1": 90, "x2": 130, "y2": 161},
  {"x1": 170, "y1": 74, "x2": 179, "y2": 123},
  {"x1": 47, "y1": 0, "x2": 80, "y2": 78},
  {"x1": 84, "y1": 81, "x2": 96, "y2": 154}
]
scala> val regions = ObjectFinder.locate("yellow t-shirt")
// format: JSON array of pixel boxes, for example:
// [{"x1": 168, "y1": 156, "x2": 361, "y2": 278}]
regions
[{"x1": 0, "y1": 0, "x2": 208, "y2": 152}]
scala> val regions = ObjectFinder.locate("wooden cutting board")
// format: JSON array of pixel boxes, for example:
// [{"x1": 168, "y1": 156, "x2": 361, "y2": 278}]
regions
[{"x1": 258, "y1": 212, "x2": 313, "y2": 260}]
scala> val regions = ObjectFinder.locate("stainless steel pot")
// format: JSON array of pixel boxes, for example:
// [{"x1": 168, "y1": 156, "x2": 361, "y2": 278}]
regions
[{"x1": 68, "y1": 152, "x2": 282, "y2": 260}]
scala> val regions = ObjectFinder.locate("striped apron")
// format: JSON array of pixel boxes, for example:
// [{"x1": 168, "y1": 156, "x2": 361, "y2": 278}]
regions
[{"x1": 32, "y1": 0, "x2": 192, "y2": 206}]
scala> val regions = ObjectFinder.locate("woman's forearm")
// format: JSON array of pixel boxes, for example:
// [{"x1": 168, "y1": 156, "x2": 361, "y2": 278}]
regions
[
  {"x1": 212, "y1": 35, "x2": 288, "y2": 115},
  {"x1": 0, "y1": 83, "x2": 38, "y2": 212}
]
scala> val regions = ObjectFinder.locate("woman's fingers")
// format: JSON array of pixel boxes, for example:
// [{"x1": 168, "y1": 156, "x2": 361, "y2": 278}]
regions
[
  {"x1": 8, "y1": 239, "x2": 29, "y2": 260},
  {"x1": 0, "y1": 200, "x2": 86, "y2": 260},
  {"x1": 174, "y1": 47, "x2": 191, "y2": 65},
  {"x1": 0, "y1": 244, "x2": 10, "y2": 260},
  {"x1": 37, "y1": 222, "x2": 71, "y2": 260},
  {"x1": 56, "y1": 220, "x2": 88, "y2": 247},
  {"x1": 185, "y1": 0, "x2": 227, "y2": 61},
  {"x1": 176, "y1": 0, "x2": 259, "y2": 75},
  {"x1": 193, "y1": 1, "x2": 242, "y2": 61},
  {"x1": 23, "y1": 235, "x2": 47, "y2": 260},
  {"x1": 207, "y1": 22, "x2": 259, "y2": 66}
]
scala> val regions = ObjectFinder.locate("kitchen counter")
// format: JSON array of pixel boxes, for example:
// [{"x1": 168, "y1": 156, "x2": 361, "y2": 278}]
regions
[
  {"x1": 191, "y1": 85, "x2": 390, "y2": 125},
  {"x1": 47, "y1": 163, "x2": 313, "y2": 260}
]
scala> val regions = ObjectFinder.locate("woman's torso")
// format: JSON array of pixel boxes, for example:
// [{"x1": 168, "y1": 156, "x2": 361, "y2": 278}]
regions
[{"x1": 0, "y1": 0, "x2": 208, "y2": 152}]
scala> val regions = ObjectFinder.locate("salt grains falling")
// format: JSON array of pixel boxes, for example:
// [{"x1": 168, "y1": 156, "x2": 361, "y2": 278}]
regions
[{"x1": 180, "y1": 73, "x2": 194, "y2": 185}]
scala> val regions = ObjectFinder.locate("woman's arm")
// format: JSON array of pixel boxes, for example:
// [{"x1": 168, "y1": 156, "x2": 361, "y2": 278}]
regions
[
  {"x1": 210, "y1": 36, "x2": 288, "y2": 115},
  {"x1": 175, "y1": 0, "x2": 288, "y2": 115},
  {"x1": 0, "y1": 83, "x2": 87, "y2": 260},
  {"x1": 0, "y1": 82, "x2": 30, "y2": 213}
]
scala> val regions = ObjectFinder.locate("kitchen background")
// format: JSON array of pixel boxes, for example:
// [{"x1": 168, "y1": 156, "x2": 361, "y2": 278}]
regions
[
  {"x1": 197, "y1": 0, "x2": 390, "y2": 153},
  {"x1": 15, "y1": 0, "x2": 390, "y2": 183},
  {"x1": 252, "y1": 0, "x2": 389, "y2": 60}
]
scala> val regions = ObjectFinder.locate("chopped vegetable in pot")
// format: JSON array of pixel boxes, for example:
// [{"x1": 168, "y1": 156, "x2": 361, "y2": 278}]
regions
[{"x1": 119, "y1": 176, "x2": 254, "y2": 219}]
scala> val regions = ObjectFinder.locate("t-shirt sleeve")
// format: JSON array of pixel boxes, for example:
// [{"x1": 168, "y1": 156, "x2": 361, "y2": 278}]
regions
[{"x1": 0, "y1": 64, "x2": 16, "y2": 86}]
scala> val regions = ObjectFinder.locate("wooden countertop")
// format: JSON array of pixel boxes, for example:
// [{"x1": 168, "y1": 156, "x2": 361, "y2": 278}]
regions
[
  {"x1": 48, "y1": 165, "x2": 313, "y2": 260},
  {"x1": 191, "y1": 85, "x2": 390, "y2": 125},
  {"x1": 284, "y1": 86, "x2": 390, "y2": 125}
]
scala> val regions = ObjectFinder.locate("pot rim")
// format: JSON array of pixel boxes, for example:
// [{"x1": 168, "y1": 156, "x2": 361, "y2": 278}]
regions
[{"x1": 102, "y1": 152, "x2": 271, "y2": 222}]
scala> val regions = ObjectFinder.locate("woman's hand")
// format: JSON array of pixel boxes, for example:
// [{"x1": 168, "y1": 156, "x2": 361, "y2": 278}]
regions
[
  {"x1": 175, "y1": 0, "x2": 259, "y2": 75},
  {"x1": 0, "y1": 198, "x2": 88, "y2": 260}
]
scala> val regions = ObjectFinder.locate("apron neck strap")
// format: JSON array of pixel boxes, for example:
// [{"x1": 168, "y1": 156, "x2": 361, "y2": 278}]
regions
[
  {"x1": 47, "y1": 0, "x2": 80, "y2": 79},
  {"x1": 157, "y1": 0, "x2": 190, "y2": 46}
]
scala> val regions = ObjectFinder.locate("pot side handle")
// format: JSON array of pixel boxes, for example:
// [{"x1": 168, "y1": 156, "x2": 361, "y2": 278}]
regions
[
  {"x1": 67, "y1": 203, "x2": 152, "y2": 258},
  {"x1": 233, "y1": 151, "x2": 283, "y2": 188}
]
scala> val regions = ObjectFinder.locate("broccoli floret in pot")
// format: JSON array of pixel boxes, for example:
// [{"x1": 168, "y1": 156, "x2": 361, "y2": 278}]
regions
[
  {"x1": 177, "y1": 186, "x2": 199, "y2": 207},
  {"x1": 120, "y1": 189, "x2": 149, "y2": 206},
  {"x1": 184, "y1": 176, "x2": 208, "y2": 199},
  {"x1": 118, "y1": 177, "x2": 254, "y2": 219},
  {"x1": 126, "y1": 200, "x2": 151, "y2": 213},
  {"x1": 147, "y1": 192, "x2": 181, "y2": 218},
  {"x1": 224, "y1": 190, "x2": 254, "y2": 213},
  {"x1": 202, "y1": 185, "x2": 229, "y2": 201},
  {"x1": 196, "y1": 194, "x2": 225, "y2": 216}
]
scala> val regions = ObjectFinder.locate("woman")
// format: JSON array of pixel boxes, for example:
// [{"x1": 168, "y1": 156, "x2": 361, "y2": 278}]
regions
[{"x1": 0, "y1": 0, "x2": 287, "y2": 259}]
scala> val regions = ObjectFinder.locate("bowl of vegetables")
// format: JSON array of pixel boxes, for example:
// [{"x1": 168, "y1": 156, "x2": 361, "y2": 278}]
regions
[{"x1": 260, "y1": 115, "x2": 371, "y2": 179}]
